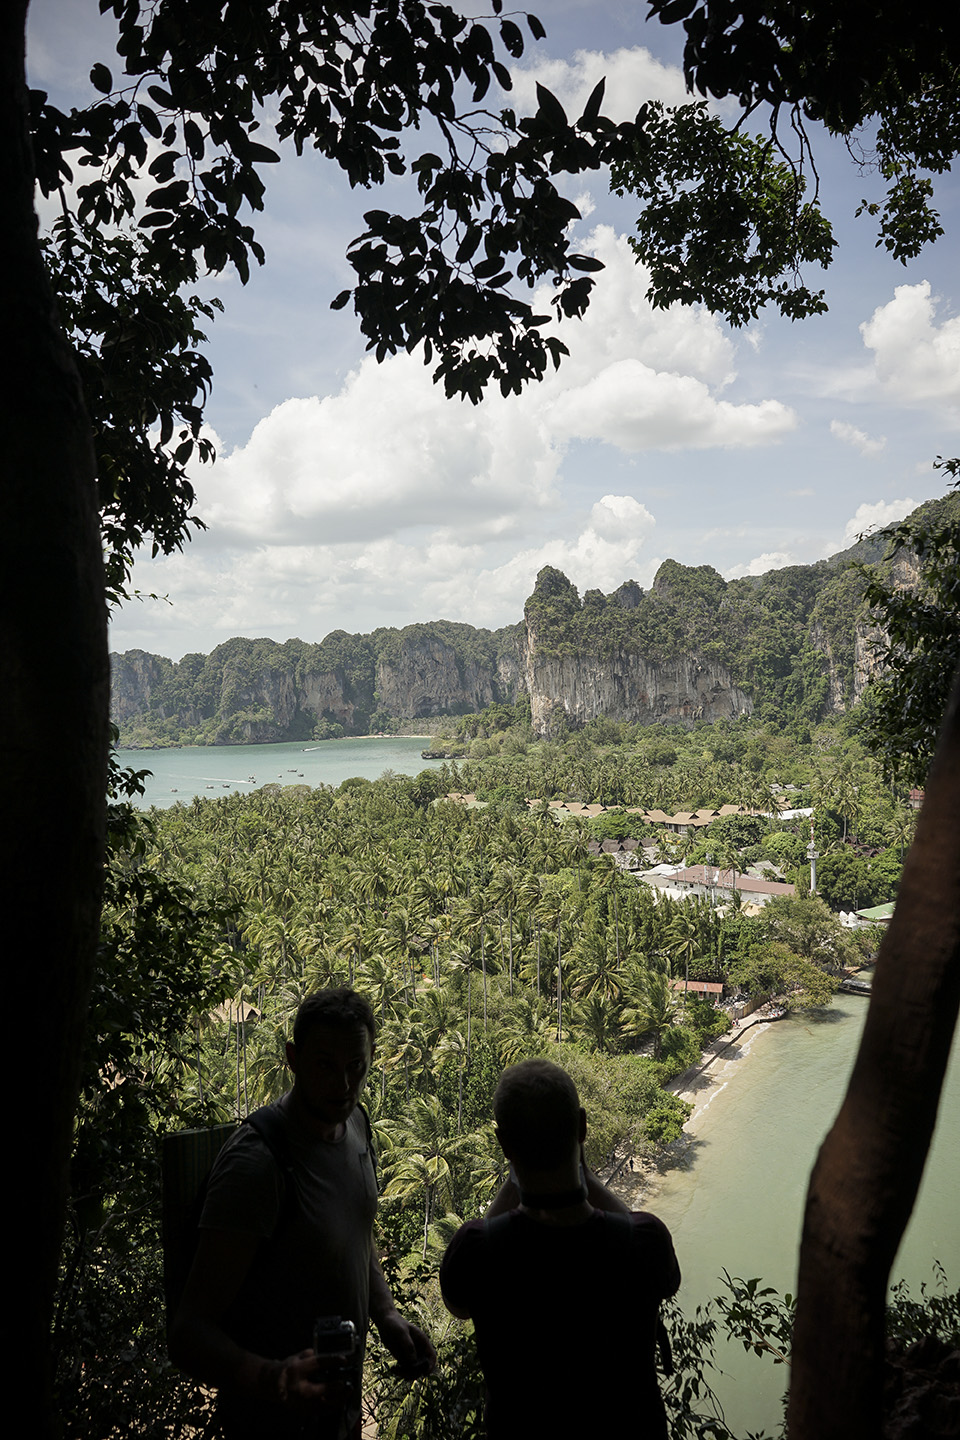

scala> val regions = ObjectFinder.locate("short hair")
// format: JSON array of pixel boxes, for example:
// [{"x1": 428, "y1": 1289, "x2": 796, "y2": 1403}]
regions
[
  {"x1": 292, "y1": 987, "x2": 376, "y2": 1049},
  {"x1": 493, "y1": 1059, "x2": 581, "y2": 1169}
]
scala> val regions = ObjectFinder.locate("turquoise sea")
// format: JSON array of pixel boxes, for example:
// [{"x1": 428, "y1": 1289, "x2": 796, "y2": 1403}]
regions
[
  {"x1": 116, "y1": 736, "x2": 444, "y2": 809},
  {"x1": 654, "y1": 994, "x2": 960, "y2": 1435}
]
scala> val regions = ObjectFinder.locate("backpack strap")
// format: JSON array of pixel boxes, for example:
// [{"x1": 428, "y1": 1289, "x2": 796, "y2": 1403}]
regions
[
  {"x1": 355, "y1": 1101, "x2": 379, "y2": 1190},
  {"x1": 244, "y1": 1104, "x2": 295, "y2": 1179}
]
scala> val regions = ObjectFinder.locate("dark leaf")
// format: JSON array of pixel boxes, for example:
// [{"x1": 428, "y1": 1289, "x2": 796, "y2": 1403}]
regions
[
  {"x1": 500, "y1": 19, "x2": 525, "y2": 58},
  {"x1": 138, "y1": 104, "x2": 162, "y2": 139},
  {"x1": 581, "y1": 77, "x2": 606, "y2": 126},
  {"x1": 456, "y1": 226, "x2": 483, "y2": 263},
  {"x1": 246, "y1": 142, "x2": 281, "y2": 164},
  {"x1": 535, "y1": 83, "x2": 568, "y2": 129}
]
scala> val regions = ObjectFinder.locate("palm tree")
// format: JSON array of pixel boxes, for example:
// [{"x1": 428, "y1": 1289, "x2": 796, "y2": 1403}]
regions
[
  {"x1": 667, "y1": 907, "x2": 699, "y2": 1008},
  {"x1": 574, "y1": 992, "x2": 622, "y2": 1054},
  {"x1": 379, "y1": 1096, "x2": 469, "y2": 1258},
  {"x1": 621, "y1": 965, "x2": 681, "y2": 1061},
  {"x1": 536, "y1": 885, "x2": 572, "y2": 1043},
  {"x1": 458, "y1": 891, "x2": 496, "y2": 1030},
  {"x1": 490, "y1": 863, "x2": 521, "y2": 996},
  {"x1": 435, "y1": 1026, "x2": 469, "y2": 1132}
]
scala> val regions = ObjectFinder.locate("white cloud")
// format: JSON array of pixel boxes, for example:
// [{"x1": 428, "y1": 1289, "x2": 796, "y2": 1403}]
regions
[
  {"x1": 200, "y1": 373, "x2": 560, "y2": 546},
  {"x1": 553, "y1": 359, "x2": 793, "y2": 450},
  {"x1": 115, "y1": 492, "x2": 661, "y2": 653},
  {"x1": 186, "y1": 226, "x2": 794, "y2": 552},
  {"x1": 830, "y1": 420, "x2": 887, "y2": 456},
  {"x1": 724, "y1": 552, "x2": 795, "y2": 580},
  {"x1": 839, "y1": 498, "x2": 918, "y2": 548},
  {"x1": 510, "y1": 46, "x2": 690, "y2": 120},
  {"x1": 860, "y1": 282, "x2": 960, "y2": 411}
]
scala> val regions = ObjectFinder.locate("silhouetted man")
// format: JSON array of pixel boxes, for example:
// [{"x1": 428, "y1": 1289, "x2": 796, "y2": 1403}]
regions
[
  {"x1": 440, "y1": 1058, "x2": 679, "y2": 1439},
  {"x1": 170, "y1": 987, "x2": 435, "y2": 1439}
]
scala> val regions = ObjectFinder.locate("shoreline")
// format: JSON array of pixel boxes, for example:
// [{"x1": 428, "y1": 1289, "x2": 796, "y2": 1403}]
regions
[
  {"x1": 670, "y1": 1015, "x2": 778, "y2": 1133},
  {"x1": 117, "y1": 733, "x2": 435, "y2": 753},
  {"x1": 610, "y1": 1015, "x2": 781, "y2": 1208}
]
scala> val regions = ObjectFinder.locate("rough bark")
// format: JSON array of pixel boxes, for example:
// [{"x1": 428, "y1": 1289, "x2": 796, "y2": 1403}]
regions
[
  {"x1": 788, "y1": 671, "x2": 960, "y2": 1438},
  {"x1": 1, "y1": 2, "x2": 109, "y2": 1430}
]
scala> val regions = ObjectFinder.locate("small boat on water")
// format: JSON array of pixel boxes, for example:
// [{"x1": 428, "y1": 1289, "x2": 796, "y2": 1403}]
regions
[{"x1": 839, "y1": 977, "x2": 872, "y2": 996}]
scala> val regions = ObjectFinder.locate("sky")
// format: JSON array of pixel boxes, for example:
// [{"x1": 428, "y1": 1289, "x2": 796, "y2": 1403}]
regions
[{"x1": 30, "y1": 0, "x2": 960, "y2": 661}]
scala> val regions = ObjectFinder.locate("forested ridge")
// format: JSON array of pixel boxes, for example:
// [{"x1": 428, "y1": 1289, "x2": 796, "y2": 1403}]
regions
[{"x1": 111, "y1": 495, "x2": 955, "y2": 747}]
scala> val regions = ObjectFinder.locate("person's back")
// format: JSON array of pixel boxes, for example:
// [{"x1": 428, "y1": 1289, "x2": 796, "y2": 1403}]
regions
[
  {"x1": 442, "y1": 1207, "x2": 675, "y2": 1438},
  {"x1": 440, "y1": 1059, "x2": 680, "y2": 1439}
]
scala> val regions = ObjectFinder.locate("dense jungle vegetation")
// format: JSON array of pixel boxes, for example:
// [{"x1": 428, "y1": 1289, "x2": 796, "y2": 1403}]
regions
[
  {"x1": 60, "y1": 705, "x2": 925, "y2": 1439},
  {"x1": 64, "y1": 484, "x2": 959, "y2": 1438}
]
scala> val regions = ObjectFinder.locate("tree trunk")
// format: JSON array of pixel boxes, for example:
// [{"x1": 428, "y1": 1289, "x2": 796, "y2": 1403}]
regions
[
  {"x1": 788, "y1": 671, "x2": 960, "y2": 1439},
  {"x1": 2, "y1": 4, "x2": 109, "y2": 1433}
]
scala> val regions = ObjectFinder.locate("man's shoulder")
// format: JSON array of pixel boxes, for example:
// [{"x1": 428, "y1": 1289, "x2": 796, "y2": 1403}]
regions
[
  {"x1": 200, "y1": 1103, "x2": 290, "y2": 1235},
  {"x1": 439, "y1": 1218, "x2": 486, "y2": 1308},
  {"x1": 626, "y1": 1210, "x2": 675, "y2": 1242}
]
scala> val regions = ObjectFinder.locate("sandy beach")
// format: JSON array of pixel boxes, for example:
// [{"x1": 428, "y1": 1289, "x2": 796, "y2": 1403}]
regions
[
  {"x1": 670, "y1": 1014, "x2": 780, "y2": 1133},
  {"x1": 609, "y1": 1014, "x2": 782, "y2": 1207}
]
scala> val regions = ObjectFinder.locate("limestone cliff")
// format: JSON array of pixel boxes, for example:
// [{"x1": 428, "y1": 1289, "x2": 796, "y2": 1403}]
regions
[
  {"x1": 110, "y1": 501, "x2": 949, "y2": 746},
  {"x1": 372, "y1": 628, "x2": 522, "y2": 718},
  {"x1": 111, "y1": 625, "x2": 522, "y2": 744},
  {"x1": 110, "y1": 649, "x2": 174, "y2": 723},
  {"x1": 523, "y1": 645, "x2": 752, "y2": 735}
]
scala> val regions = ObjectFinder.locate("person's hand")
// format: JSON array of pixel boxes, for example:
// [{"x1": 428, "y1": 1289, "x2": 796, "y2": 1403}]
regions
[
  {"x1": 274, "y1": 1349, "x2": 349, "y2": 1412},
  {"x1": 376, "y1": 1311, "x2": 438, "y2": 1379}
]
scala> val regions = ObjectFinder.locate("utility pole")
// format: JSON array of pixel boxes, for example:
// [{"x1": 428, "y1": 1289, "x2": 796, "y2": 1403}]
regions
[{"x1": 807, "y1": 818, "x2": 819, "y2": 895}]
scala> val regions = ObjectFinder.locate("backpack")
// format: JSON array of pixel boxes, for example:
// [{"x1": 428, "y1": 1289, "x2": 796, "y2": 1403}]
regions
[
  {"x1": 161, "y1": 1106, "x2": 294, "y2": 1333},
  {"x1": 161, "y1": 1102, "x2": 377, "y2": 1334}
]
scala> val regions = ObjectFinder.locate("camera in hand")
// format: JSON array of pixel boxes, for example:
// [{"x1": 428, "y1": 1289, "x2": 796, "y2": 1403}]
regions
[{"x1": 312, "y1": 1316, "x2": 359, "y2": 1392}]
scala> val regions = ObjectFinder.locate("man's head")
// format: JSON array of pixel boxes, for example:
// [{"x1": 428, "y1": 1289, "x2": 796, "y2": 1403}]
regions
[
  {"x1": 493, "y1": 1059, "x2": 585, "y2": 1172},
  {"x1": 286, "y1": 988, "x2": 376, "y2": 1134},
  {"x1": 292, "y1": 987, "x2": 376, "y2": 1050}
]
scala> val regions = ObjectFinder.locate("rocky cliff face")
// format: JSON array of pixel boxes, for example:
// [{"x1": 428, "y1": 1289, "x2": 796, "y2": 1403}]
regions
[
  {"x1": 110, "y1": 628, "x2": 524, "y2": 741},
  {"x1": 111, "y1": 626, "x2": 752, "y2": 741},
  {"x1": 521, "y1": 634, "x2": 752, "y2": 736},
  {"x1": 373, "y1": 633, "x2": 521, "y2": 718},
  {"x1": 110, "y1": 650, "x2": 172, "y2": 722}
]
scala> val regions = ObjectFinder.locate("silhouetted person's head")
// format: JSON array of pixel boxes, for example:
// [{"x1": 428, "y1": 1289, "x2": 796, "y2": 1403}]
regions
[
  {"x1": 286, "y1": 988, "x2": 377, "y2": 1137},
  {"x1": 493, "y1": 1059, "x2": 585, "y2": 1175},
  {"x1": 292, "y1": 986, "x2": 376, "y2": 1049}
]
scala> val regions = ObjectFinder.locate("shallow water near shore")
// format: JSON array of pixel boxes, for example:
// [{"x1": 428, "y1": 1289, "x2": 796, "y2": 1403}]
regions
[
  {"x1": 649, "y1": 995, "x2": 960, "y2": 1436},
  {"x1": 116, "y1": 736, "x2": 442, "y2": 809}
]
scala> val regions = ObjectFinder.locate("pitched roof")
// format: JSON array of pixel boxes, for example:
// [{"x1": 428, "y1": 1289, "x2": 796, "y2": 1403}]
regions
[{"x1": 673, "y1": 865, "x2": 795, "y2": 896}]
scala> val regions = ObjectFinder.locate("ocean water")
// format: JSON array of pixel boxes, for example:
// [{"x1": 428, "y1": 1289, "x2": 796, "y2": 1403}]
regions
[
  {"x1": 116, "y1": 736, "x2": 444, "y2": 809},
  {"x1": 651, "y1": 994, "x2": 960, "y2": 1435}
]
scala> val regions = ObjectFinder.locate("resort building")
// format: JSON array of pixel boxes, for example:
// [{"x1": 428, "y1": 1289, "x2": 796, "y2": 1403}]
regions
[{"x1": 635, "y1": 863, "x2": 795, "y2": 910}]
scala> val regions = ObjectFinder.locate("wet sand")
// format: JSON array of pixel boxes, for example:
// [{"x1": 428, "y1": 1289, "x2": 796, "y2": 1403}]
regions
[{"x1": 608, "y1": 1016, "x2": 781, "y2": 1208}]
